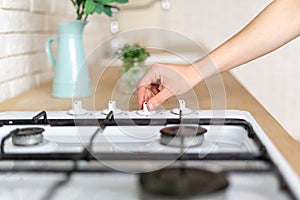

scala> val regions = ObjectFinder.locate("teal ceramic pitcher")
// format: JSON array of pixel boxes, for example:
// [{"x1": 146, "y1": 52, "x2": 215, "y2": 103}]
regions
[{"x1": 45, "y1": 20, "x2": 92, "y2": 98}]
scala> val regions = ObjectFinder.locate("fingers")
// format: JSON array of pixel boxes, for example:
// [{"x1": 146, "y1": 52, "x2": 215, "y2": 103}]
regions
[
  {"x1": 150, "y1": 84, "x2": 160, "y2": 95},
  {"x1": 136, "y1": 62, "x2": 174, "y2": 110},
  {"x1": 137, "y1": 85, "x2": 160, "y2": 109},
  {"x1": 137, "y1": 86, "x2": 147, "y2": 109},
  {"x1": 137, "y1": 85, "x2": 174, "y2": 110},
  {"x1": 147, "y1": 88, "x2": 174, "y2": 110},
  {"x1": 137, "y1": 64, "x2": 161, "y2": 109}
]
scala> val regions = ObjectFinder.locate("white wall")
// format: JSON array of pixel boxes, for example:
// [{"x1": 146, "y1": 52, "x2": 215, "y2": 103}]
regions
[
  {"x1": 118, "y1": 0, "x2": 300, "y2": 141},
  {"x1": 232, "y1": 35, "x2": 300, "y2": 142},
  {"x1": 176, "y1": 0, "x2": 300, "y2": 141}
]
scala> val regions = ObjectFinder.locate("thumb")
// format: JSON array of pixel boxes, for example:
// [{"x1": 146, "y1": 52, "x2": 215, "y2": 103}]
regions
[{"x1": 147, "y1": 88, "x2": 174, "y2": 110}]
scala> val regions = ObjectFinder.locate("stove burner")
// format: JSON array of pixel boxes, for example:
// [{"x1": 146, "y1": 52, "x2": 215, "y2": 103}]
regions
[
  {"x1": 140, "y1": 167, "x2": 229, "y2": 197},
  {"x1": 160, "y1": 125, "x2": 207, "y2": 147},
  {"x1": 11, "y1": 127, "x2": 45, "y2": 146}
]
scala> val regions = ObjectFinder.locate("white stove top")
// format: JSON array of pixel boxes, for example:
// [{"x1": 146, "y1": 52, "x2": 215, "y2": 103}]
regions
[
  {"x1": 0, "y1": 171, "x2": 291, "y2": 200},
  {"x1": 0, "y1": 124, "x2": 258, "y2": 155},
  {"x1": 0, "y1": 101, "x2": 299, "y2": 200}
]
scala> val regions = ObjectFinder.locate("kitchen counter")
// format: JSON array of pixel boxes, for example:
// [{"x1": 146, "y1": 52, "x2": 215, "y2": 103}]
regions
[{"x1": 0, "y1": 67, "x2": 299, "y2": 178}]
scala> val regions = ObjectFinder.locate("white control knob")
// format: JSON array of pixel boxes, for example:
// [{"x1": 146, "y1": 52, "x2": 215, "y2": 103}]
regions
[
  {"x1": 102, "y1": 100, "x2": 122, "y2": 115},
  {"x1": 171, "y1": 100, "x2": 193, "y2": 115},
  {"x1": 137, "y1": 102, "x2": 156, "y2": 116},
  {"x1": 67, "y1": 101, "x2": 88, "y2": 115}
]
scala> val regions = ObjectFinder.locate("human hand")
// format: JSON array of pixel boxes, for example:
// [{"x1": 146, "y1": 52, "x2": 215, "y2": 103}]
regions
[
  {"x1": 137, "y1": 56, "x2": 217, "y2": 110},
  {"x1": 136, "y1": 62, "x2": 202, "y2": 110}
]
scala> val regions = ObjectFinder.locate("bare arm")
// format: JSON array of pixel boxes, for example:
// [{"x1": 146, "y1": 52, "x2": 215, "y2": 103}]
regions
[
  {"x1": 208, "y1": 0, "x2": 300, "y2": 72},
  {"x1": 137, "y1": 0, "x2": 300, "y2": 110}
]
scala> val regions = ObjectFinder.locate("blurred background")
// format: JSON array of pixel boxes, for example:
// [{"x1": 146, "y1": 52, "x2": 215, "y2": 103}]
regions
[{"x1": 1, "y1": 0, "x2": 299, "y2": 140}]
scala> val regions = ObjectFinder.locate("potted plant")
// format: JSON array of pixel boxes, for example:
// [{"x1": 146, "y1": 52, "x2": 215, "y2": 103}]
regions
[
  {"x1": 117, "y1": 43, "x2": 150, "y2": 94},
  {"x1": 46, "y1": 0, "x2": 128, "y2": 98},
  {"x1": 71, "y1": 0, "x2": 128, "y2": 20}
]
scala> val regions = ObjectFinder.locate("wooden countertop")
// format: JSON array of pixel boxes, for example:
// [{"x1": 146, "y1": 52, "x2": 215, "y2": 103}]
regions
[{"x1": 0, "y1": 67, "x2": 299, "y2": 177}]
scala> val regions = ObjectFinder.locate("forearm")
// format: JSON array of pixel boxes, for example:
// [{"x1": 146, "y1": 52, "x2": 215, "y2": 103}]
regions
[{"x1": 208, "y1": 0, "x2": 300, "y2": 72}]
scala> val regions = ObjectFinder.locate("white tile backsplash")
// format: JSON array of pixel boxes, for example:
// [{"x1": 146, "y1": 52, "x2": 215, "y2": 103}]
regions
[
  {"x1": 51, "y1": 1, "x2": 76, "y2": 17},
  {"x1": 3, "y1": 33, "x2": 47, "y2": 57},
  {"x1": 0, "y1": 10, "x2": 47, "y2": 33},
  {"x1": 24, "y1": 52, "x2": 50, "y2": 74},
  {"x1": 30, "y1": 0, "x2": 50, "y2": 13},
  {"x1": 0, "y1": 56, "x2": 26, "y2": 82},
  {"x1": 0, "y1": 0, "x2": 71, "y2": 101},
  {"x1": 36, "y1": 69, "x2": 53, "y2": 84},
  {"x1": 0, "y1": 36, "x2": 7, "y2": 57},
  {"x1": 0, "y1": 0, "x2": 30, "y2": 10},
  {"x1": 0, "y1": 0, "x2": 111, "y2": 102},
  {"x1": 5, "y1": 34, "x2": 33, "y2": 55},
  {"x1": 9, "y1": 74, "x2": 38, "y2": 97},
  {"x1": 0, "y1": 81, "x2": 11, "y2": 102}
]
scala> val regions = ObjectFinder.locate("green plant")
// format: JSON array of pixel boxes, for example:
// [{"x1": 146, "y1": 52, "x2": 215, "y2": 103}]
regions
[
  {"x1": 117, "y1": 43, "x2": 150, "y2": 73},
  {"x1": 70, "y1": 0, "x2": 128, "y2": 21}
]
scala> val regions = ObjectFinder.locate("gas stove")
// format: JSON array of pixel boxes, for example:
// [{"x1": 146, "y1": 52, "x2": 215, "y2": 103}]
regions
[{"x1": 0, "y1": 100, "x2": 299, "y2": 200}]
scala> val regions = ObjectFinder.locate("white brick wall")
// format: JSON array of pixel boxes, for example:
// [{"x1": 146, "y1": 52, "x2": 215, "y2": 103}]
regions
[
  {"x1": 0, "y1": 0, "x2": 111, "y2": 102},
  {"x1": 0, "y1": 0, "x2": 30, "y2": 10},
  {"x1": 0, "y1": 0, "x2": 66, "y2": 101},
  {"x1": 30, "y1": 0, "x2": 50, "y2": 13}
]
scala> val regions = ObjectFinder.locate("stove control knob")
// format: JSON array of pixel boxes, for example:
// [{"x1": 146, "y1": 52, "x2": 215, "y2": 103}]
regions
[
  {"x1": 102, "y1": 100, "x2": 122, "y2": 115},
  {"x1": 67, "y1": 101, "x2": 87, "y2": 115},
  {"x1": 137, "y1": 102, "x2": 156, "y2": 116},
  {"x1": 171, "y1": 100, "x2": 193, "y2": 115}
]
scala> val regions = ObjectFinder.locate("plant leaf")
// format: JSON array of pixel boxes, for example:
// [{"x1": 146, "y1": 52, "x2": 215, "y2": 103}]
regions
[
  {"x1": 114, "y1": 0, "x2": 128, "y2": 3},
  {"x1": 84, "y1": 0, "x2": 96, "y2": 14},
  {"x1": 95, "y1": 0, "x2": 128, "y2": 4},
  {"x1": 103, "y1": 5, "x2": 113, "y2": 17},
  {"x1": 118, "y1": 43, "x2": 150, "y2": 63},
  {"x1": 95, "y1": 3, "x2": 104, "y2": 14},
  {"x1": 95, "y1": 0, "x2": 115, "y2": 3}
]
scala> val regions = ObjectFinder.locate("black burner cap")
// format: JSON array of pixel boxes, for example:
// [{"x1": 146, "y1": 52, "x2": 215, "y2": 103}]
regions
[
  {"x1": 160, "y1": 125, "x2": 207, "y2": 137},
  {"x1": 140, "y1": 167, "x2": 229, "y2": 197}
]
